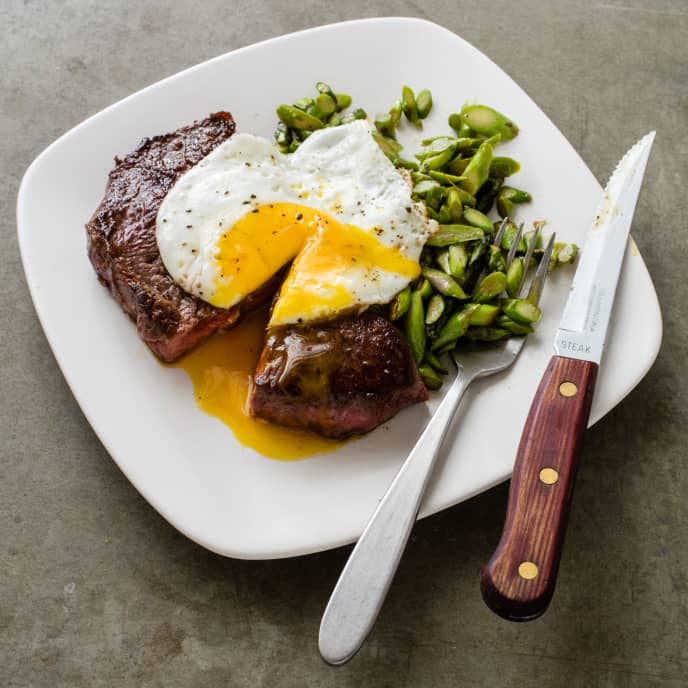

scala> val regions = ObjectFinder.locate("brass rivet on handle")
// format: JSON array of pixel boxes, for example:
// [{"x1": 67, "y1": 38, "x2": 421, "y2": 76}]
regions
[
  {"x1": 518, "y1": 561, "x2": 539, "y2": 580},
  {"x1": 539, "y1": 467, "x2": 559, "y2": 485},
  {"x1": 559, "y1": 381, "x2": 578, "y2": 397}
]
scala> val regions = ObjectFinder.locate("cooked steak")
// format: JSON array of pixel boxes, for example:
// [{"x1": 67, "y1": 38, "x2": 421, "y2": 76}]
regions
[
  {"x1": 249, "y1": 312, "x2": 428, "y2": 439},
  {"x1": 86, "y1": 111, "x2": 276, "y2": 362}
]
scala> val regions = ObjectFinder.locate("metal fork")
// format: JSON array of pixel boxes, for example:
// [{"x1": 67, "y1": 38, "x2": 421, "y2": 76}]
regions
[{"x1": 319, "y1": 222, "x2": 556, "y2": 666}]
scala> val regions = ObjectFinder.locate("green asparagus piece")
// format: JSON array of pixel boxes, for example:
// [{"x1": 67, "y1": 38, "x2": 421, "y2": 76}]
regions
[
  {"x1": 425, "y1": 168, "x2": 462, "y2": 183},
  {"x1": 490, "y1": 157, "x2": 521, "y2": 178},
  {"x1": 494, "y1": 314, "x2": 534, "y2": 335},
  {"x1": 395, "y1": 157, "x2": 419, "y2": 171},
  {"x1": 555, "y1": 242, "x2": 578, "y2": 265},
  {"x1": 335, "y1": 93, "x2": 352, "y2": 110},
  {"x1": 422, "y1": 267, "x2": 468, "y2": 299},
  {"x1": 468, "y1": 239, "x2": 487, "y2": 266},
  {"x1": 437, "y1": 205, "x2": 452, "y2": 224},
  {"x1": 426, "y1": 175, "x2": 476, "y2": 206},
  {"x1": 426, "y1": 225, "x2": 484, "y2": 247},
  {"x1": 413, "y1": 179, "x2": 442, "y2": 195},
  {"x1": 497, "y1": 186, "x2": 532, "y2": 218},
  {"x1": 372, "y1": 131, "x2": 403, "y2": 161},
  {"x1": 422, "y1": 350, "x2": 448, "y2": 374},
  {"x1": 421, "y1": 146, "x2": 459, "y2": 171},
  {"x1": 315, "y1": 93, "x2": 336, "y2": 115},
  {"x1": 435, "y1": 248, "x2": 451, "y2": 273},
  {"x1": 404, "y1": 290, "x2": 426, "y2": 365},
  {"x1": 506, "y1": 257, "x2": 524, "y2": 298},
  {"x1": 487, "y1": 245, "x2": 507, "y2": 273},
  {"x1": 425, "y1": 184, "x2": 446, "y2": 210},
  {"x1": 446, "y1": 157, "x2": 470, "y2": 176},
  {"x1": 446, "y1": 187, "x2": 464, "y2": 222},
  {"x1": 418, "y1": 364, "x2": 443, "y2": 390},
  {"x1": 402, "y1": 85, "x2": 420, "y2": 128},
  {"x1": 462, "y1": 207, "x2": 493, "y2": 232},
  {"x1": 274, "y1": 121, "x2": 290, "y2": 147},
  {"x1": 473, "y1": 271, "x2": 507, "y2": 302},
  {"x1": 501, "y1": 298, "x2": 542, "y2": 324},
  {"x1": 425, "y1": 293, "x2": 446, "y2": 324},
  {"x1": 447, "y1": 112, "x2": 463, "y2": 132},
  {"x1": 500, "y1": 221, "x2": 527, "y2": 252},
  {"x1": 468, "y1": 304, "x2": 500, "y2": 326},
  {"x1": 420, "y1": 137, "x2": 458, "y2": 156},
  {"x1": 389, "y1": 99, "x2": 403, "y2": 126},
  {"x1": 418, "y1": 278, "x2": 433, "y2": 299},
  {"x1": 464, "y1": 327, "x2": 511, "y2": 342},
  {"x1": 276, "y1": 104, "x2": 325, "y2": 131},
  {"x1": 448, "y1": 244, "x2": 468, "y2": 279},
  {"x1": 416, "y1": 89, "x2": 433, "y2": 119},
  {"x1": 315, "y1": 81, "x2": 336, "y2": 98},
  {"x1": 293, "y1": 97, "x2": 313, "y2": 111},
  {"x1": 457, "y1": 104, "x2": 518, "y2": 140},
  {"x1": 475, "y1": 177, "x2": 502, "y2": 214},
  {"x1": 375, "y1": 112, "x2": 396, "y2": 138},
  {"x1": 458, "y1": 136, "x2": 497, "y2": 195},
  {"x1": 389, "y1": 285, "x2": 411, "y2": 321},
  {"x1": 431, "y1": 305, "x2": 478, "y2": 350}
]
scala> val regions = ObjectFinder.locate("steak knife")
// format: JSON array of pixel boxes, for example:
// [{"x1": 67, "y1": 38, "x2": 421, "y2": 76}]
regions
[{"x1": 480, "y1": 132, "x2": 655, "y2": 621}]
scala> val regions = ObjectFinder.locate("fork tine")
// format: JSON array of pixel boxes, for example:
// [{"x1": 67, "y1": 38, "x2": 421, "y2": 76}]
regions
[
  {"x1": 505, "y1": 222, "x2": 524, "y2": 266},
  {"x1": 525, "y1": 232, "x2": 556, "y2": 304},
  {"x1": 492, "y1": 217, "x2": 509, "y2": 247},
  {"x1": 515, "y1": 224, "x2": 541, "y2": 295}
]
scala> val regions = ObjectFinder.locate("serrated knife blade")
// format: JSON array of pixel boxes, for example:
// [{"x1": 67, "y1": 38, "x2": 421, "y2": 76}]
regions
[
  {"x1": 481, "y1": 133, "x2": 655, "y2": 622},
  {"x1": 555, "y1": 132, "x2": 655, "y2": 363}
]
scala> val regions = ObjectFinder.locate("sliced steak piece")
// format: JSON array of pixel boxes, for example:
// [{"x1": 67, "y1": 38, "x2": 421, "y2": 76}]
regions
[
  {"x1": 249, "y1": 312, "x2": 428, "y2": 439},
  {"x1": 86, "y1": 111, "x2": 275, "y2": 362}
]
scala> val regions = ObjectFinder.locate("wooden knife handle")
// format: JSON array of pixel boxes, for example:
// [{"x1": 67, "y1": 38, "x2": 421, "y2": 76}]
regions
[{"x1": 480, "y1": 355, "x2": 598, "y2": 621}]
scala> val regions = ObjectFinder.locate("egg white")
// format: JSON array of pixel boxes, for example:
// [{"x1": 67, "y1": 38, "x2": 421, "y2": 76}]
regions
[{"x1": 156, "y1": 120, "x2": 436, "y2": 326}]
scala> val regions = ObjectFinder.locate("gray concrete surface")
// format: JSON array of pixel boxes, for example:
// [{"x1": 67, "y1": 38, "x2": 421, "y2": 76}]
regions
[{"x1": 3, "y1": 1, "x2": 687, "y2": 686}]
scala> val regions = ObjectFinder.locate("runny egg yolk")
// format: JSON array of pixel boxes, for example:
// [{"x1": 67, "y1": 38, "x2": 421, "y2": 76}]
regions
[
  {"x1": 211, "y1": 203, "x2": 421, "y2": 325},
  {"x1": 173, "y1": 308, "x2": 344, "y2": 461}
]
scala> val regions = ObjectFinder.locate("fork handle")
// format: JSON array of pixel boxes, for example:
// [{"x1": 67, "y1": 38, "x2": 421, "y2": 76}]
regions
[
  {"x1": 319, "y1": 371, "x2": 471, "y2": 665},
  {"x1": 480, "y1": 355, "x2": 598, "y2": 621}
]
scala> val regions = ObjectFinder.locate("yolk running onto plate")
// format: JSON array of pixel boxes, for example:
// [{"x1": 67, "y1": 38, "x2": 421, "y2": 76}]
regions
[
  {"x1": 212, "y1": 203, "x2": 420, "y2": 324},
  {"x1": 173, "y1": 308, "x2": 344, "y2": 460}
]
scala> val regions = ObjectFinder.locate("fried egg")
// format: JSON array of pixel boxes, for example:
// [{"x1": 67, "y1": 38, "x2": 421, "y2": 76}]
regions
[{"x1": 156, "y1": 120, "x2": 436, "y2": 327}]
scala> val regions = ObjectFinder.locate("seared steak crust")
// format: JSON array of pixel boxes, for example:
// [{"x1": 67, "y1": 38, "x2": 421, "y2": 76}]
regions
[
  {"x1": 249, "y1": 312, "x2": 428, "y2": 439},
  {"x1": 86, "y1": 111, "x2": 261, "y2": 362}
]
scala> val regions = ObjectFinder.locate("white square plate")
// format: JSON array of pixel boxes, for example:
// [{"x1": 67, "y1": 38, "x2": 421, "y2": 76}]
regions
[{"x1": 17, "y1": 18, "x2": 661, "y2": 559}]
